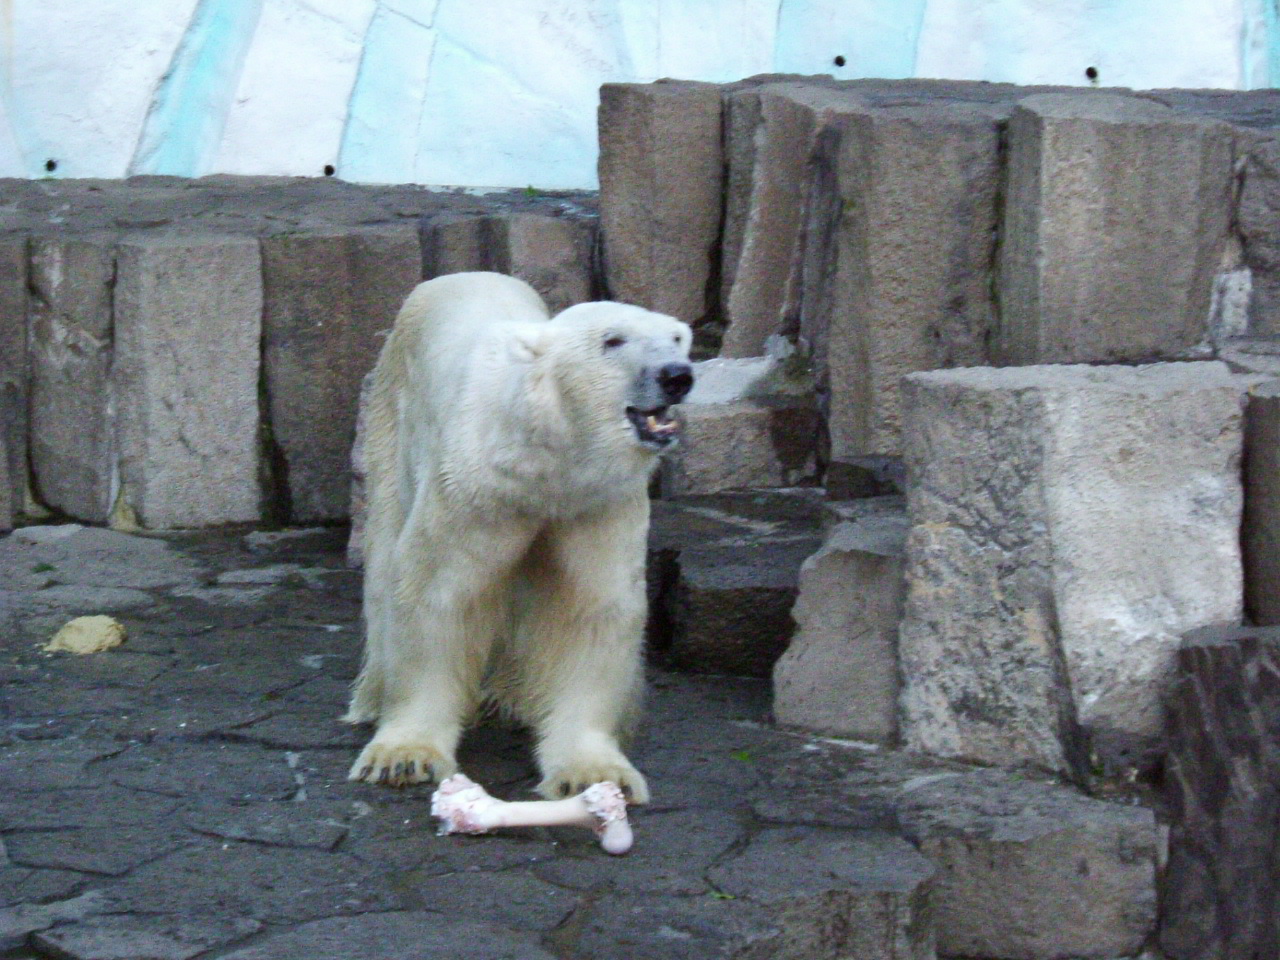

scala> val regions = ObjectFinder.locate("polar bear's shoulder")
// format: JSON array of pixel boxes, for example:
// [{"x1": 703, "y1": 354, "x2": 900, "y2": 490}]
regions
[{"x1": 397, "y1": 272, "x2": 551, "y2": 338}]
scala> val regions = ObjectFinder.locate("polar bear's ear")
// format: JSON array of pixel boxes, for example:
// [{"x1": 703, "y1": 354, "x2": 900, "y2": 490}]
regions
[{"x1": 510, "y1": 326, "x2": 550, "y2": 363}]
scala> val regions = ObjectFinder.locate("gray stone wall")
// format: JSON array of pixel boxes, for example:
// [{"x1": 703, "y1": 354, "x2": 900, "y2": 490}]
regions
[{"x1": 0, "y1": 177, "x2": 599, "y2": 531}]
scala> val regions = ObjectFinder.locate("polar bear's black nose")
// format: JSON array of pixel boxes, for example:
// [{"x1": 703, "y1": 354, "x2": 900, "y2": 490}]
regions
[{"x1": 657, "y1": 362, "x2": 694, "y2": 402}]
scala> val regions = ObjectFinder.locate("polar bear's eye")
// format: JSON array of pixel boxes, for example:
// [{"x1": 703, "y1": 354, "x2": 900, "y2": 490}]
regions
[{"x1": 604, "y1": 336, "x2": 626, "y2": 349}]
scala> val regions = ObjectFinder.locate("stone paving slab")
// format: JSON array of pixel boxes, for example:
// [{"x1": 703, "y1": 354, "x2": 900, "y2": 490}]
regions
[{"x1": 0, "y1": 525, "x2": 1158, "y2": 959}]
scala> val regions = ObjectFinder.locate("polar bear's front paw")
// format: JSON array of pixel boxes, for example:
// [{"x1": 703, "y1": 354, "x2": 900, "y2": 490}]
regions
[
  {"x1": 348, "y1": 739, "x2": 457, "y2": 788},
  {"x1": 538, "y1": 755, "x2": 650, "y2": 805}
]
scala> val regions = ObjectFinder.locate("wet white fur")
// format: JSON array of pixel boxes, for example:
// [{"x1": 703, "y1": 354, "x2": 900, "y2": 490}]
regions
[{"x1": 345, "y1": 272, "x2": 691, "y2": 802}]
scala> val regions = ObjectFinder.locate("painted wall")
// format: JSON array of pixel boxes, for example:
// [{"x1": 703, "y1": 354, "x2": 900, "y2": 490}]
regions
[{"x1": 0, "y1": 0, "x2": 1275, "y2": 189}]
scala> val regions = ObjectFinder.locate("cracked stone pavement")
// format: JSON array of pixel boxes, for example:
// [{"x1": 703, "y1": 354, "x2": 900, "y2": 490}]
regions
[{"x1": 0, "y1": 523, "x2": 1155, "y2": 959}]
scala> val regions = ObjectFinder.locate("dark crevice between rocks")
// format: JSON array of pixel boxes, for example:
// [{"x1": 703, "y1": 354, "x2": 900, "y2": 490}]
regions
[
  {"x1": 255, "y1": 292, "x2": 291, "y2": 529},
  {"x1": 689, "y1": 92, "x2": 736, "y2": 362},
  {"x1": 985, "y1": 116, "x2": 1010, "y2": 363}
]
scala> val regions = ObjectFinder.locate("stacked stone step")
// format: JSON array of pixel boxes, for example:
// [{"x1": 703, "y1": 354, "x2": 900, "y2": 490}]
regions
[
  {"x1": 597, "y1": 77, "x2": 1280, "y2": 957},
  {"x1": 0, "y1": 177, "x2": 598, "y2": 533},
  {"x1": 598, "y1": 74, "x2": 1280, "y2": 706},
  {"x1": 597, "y1": 78, "x2": 1277, "y2": 490}
]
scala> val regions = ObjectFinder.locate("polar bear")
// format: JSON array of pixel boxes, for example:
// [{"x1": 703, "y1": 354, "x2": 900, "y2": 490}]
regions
[{"x1": 345, "y1": 272, "x2": 693, "y2": 803}]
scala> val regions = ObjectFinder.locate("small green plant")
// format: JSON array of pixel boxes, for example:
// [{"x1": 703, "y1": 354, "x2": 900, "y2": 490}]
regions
[
  {"x1": 709, "y1": 890, "x2": 737, "y2": 900},
  {"x1": 32, "y1": 562, "x2": 55, "y2": 573},
  {"x1": 523, "y1": 185, "x2": 539, "y2": 199},
  {"x1": 730, "y1": 749, "x2": 754, "y2": 764}
]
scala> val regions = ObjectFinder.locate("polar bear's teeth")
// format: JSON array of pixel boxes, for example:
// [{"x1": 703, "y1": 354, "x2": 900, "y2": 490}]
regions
[{"x1": 646, "y1": 415, "x2": 659, "y2": 431}]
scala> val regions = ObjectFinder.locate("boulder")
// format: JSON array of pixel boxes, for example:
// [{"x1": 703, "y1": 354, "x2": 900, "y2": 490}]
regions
[
  {"x1": 261, "y1": 225, "x2": 421, "y2": 523},
  {"x1": 773, "y1": 506, "x2": 908, "y2": 743},
  {"x1": 27, "y1": 233, "x2": 118, "y2": 523},
  {"x1": 113, "y1": 234, "x2": 263, "y2": 528},
  {"x1": 897, "y1": 768, "x2": 1158, "y2": 960},
  {"x1": 899, "y1": 362, "x2": 1246, "y2": 778},
  {"x1": 597, "y1": 80, "x2": 724, "y2": 332},
  {"x1": 795, "y1": 97, "x2": 999, "y2": 464},
  {"x1": 996, "y1": 93, "x2": 1233, "y2": 363}
]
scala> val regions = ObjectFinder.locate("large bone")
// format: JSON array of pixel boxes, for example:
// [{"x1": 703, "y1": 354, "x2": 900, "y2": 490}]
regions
[{"x1": 431, "y1": 773, "x2": 633, "y2": 855}]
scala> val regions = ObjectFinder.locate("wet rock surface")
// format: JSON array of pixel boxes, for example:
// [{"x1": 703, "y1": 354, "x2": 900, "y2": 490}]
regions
[{"x1": 0, "y1": 526, "x2": 1157, "y2": 959}]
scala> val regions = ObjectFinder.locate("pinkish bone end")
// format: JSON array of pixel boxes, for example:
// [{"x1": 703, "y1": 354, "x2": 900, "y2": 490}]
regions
[{"x1": 431, "y1": 774, "x2": 633, "y2": 855}]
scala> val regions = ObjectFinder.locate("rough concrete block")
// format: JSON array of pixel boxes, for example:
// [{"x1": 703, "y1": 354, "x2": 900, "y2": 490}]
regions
[
  {"x1": 719, "y1": 84, "x2": 844, "y2": 358},
  {"x1": 0, "y1": 234, "x2": 26, "y2": 531},
  {"x1": 997, "y1": 93, "x2": 1233, "y2": 364},
  {"x1": 113, "y1": 235, "x2": 263, "y2": 529},
  {"x1": 709, "y1": 828, "x2": 936, "y2": 960},
  {"x1": 262, "y1": 225, "x2": 421, "y2": 523},
  {"x1": 797, "y1": 99, "x2": 999, "y2": 463},
  {"x1": 896, "y1": 768, "x2": 1157, "y2": 960},
  {"x1": 899, "y1": 363, "x2": 1246, "y2": 777},
  {"x1": 773, "y1": 509, "x2": 908, "y2": 743},
  {"x1": 598, "y1": 81, "x2": 724, "y2": 329},
  {"x1": 1161, "y1": 624, "x2": 1280, "y2": 960},
  {"x1": 28, "y1": 234, "x2": 117, "y2": 523},
  {"x1": 660, "y1": 401, "x2": 819, "y2": 497},
  {"x1": 1244, "y1": 380, "x2": 1280, "y2": 625}
]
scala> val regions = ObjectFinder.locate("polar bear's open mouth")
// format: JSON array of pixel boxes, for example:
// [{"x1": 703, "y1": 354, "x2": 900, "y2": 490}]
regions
[{"x1": 626, "y1": 406, "x2": 679, "y2": 448}]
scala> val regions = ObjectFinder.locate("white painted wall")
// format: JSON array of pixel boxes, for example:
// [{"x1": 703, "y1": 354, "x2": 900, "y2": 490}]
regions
[{"x1": 0, "y1": 0, "x2": 1272, "y2": 189}]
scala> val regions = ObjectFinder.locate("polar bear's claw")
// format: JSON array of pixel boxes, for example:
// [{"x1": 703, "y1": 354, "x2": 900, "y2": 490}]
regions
[
  {"x1": 349, "y1": 741, "x2": 455, "y2": 788},
  {"x1": 539, "y1": 760, "x2": 650, "y2": 805}
]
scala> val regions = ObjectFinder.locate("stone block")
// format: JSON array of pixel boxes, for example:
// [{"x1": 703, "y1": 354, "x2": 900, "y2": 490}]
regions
[
  {"x1": 420, "y1": 211, "x2": 487, "y2": 278},
  {"x1": 683, "y1": 346, "x2": 814, "y2": 406},
  {"x1": 719, "y1": 83, "x2": 845, "y2": 358},
  {"x1": 660, "y1": 401, "x2": 820, "y2": 497},
  {"x1": 0, "y1": 234, "x2": 26, "y2": 531},
  {"x1": 486, "y1": 212, "x2": 596, "y2": 315},
  {"x1": 1244, "y1": 380, "x2": 1280, "y2": 625},
  {"x1": 896, "y1": 768, "x2": 1157, "y2": 960},
  {"x1": 996, "y1": 93, "x2": 1233, "y2": 364},
  {"x1": 113, "y1": 234, "x2": 263, "y2": 529},
  {"x1": 598, "y1": 80, "x2": 724, "y2": 329},
  {"x1": 899, "y1": 363, "x2": 1246, "y2": 777},
  {"x1": 773, "y1": 508, "x2": 908, "y2": 743},
  {"x1": 648, "y1": 489, "x2": 825, "y2": 674},
  {"x1": 796, "y1": 98, "x2": 999, "y2": 463},
  {"x1": 422, "y1": 210, "x2": 595, "y2": 315},
  {"x1": 666, "y1": 537, "x2": 819, "y2": 677},
  {"x1": 708, "y1": 827, "x2": 936, "y2": 960},
  {"x1": 28, "y1": 234, "x2": 117, "y2": 523},
  {"x1": 261, "y1": 225, "x2": 421, "y2": 523},
  {"x1": 1161, "y1": 624, "x2": 1280, "y2": 960},
  {"x1": 32, "y1": 916, "x2": 261, "y2": 960}
]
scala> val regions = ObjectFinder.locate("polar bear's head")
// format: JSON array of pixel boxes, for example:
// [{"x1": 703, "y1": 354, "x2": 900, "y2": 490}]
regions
[{"x1": 533, "y1": 301, "x2": 694, "y2": 454}]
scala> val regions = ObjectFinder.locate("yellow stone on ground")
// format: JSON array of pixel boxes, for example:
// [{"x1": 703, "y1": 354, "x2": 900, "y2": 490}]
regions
[{"x1": 44, "y1": 616, "x2": 127, "y2": 654}]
